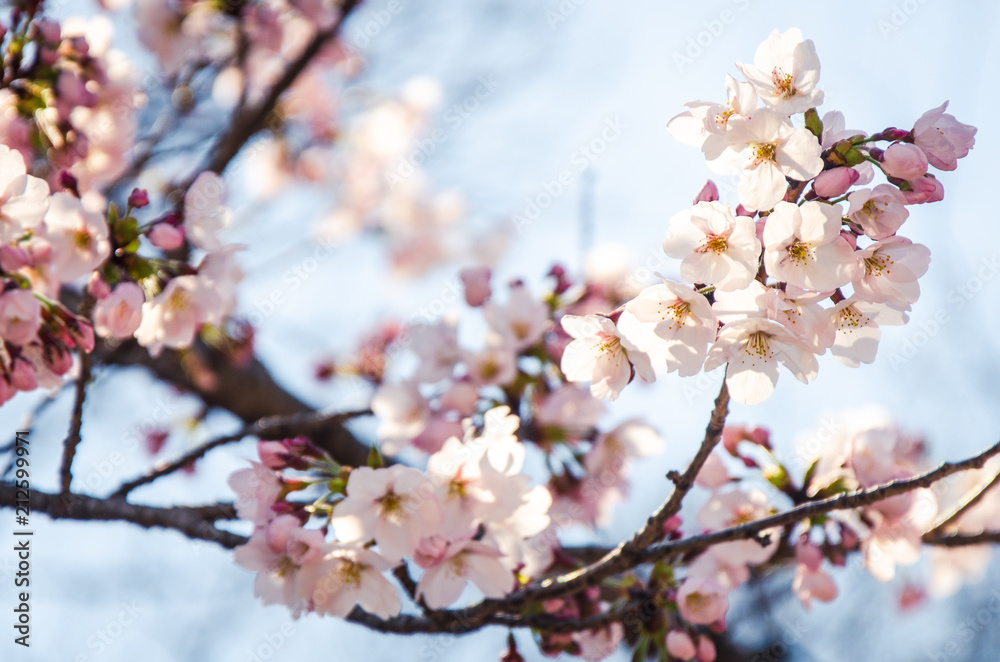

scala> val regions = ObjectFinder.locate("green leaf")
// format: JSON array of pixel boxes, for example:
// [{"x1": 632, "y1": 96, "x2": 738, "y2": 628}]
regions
[{"x1": 802, "y1": 457, "x2": 819, "y2": 492}]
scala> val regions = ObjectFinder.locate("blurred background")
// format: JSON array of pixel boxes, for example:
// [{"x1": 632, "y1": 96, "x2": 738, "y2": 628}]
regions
[{"x1": 2, "y1": 0, "x2": 999, "y2": 660}]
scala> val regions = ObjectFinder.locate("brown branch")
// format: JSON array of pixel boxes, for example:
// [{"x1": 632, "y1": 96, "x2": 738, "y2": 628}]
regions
[
  {"x1": 201, "y1": 0, "x2": 361, "y2": 178},
  {"x1": 59, "y1": 336, "x2": 94, "y2": 494},
  {"x1": 0, "y1": 484, "x2": 245, "y2": 549},
  {"x1": 110, "y1": 408, "x2": 371, "y2": 499},
  {"x1": 923, "y1": 531, "x2": 1000, "y2": 547},
  {"x1": 925, "y1": 468, "x2": 1000, "y2": 538}
]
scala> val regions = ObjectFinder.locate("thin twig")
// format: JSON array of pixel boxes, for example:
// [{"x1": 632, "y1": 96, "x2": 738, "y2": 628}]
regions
[
  {"x1": 923, "y1": 531, "x2": 1000, "y2": 547},
  {"x1": 58, "y1": 348, "x2": 92, "y2": 494},
  {"x1": 111, "y1": 408, "x2": 371, "y2": 499},
  {"x1": 925, "y1": 468, "x2": 1000, "y2": 538}
]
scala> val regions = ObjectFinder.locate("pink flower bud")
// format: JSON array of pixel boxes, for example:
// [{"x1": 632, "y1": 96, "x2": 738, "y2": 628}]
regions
[
  {"x1": 45, "y1": 345, "x2": 74, "y2": 375},
  {"x1": 902, "y1": 175, "x2": 945, "y2": 204},
  {"x1": 812, "y1": 167, "x2": 859, "y2": 198},
  {"x1": 9, "y1": 358, "x2": 37, "y2": 392},
  {"x1": 128, "y1": 188, "x2": 150, "y2": 208},
  {"x1": 880, "y1": 143, "x2": 928, "y2": 180},
  {"x1": 459, "y1": 266, "x2": 491, "y2": 307},
  {"x1": 258, "y1": 440, "x2": 289, "y2": 469},
  {"x1": 696, "y1": 636, "x2": 717, "y2": 662},
  {"x1": 88, "y1": 272, "x2": 112, "y2": 300},
  {"x1": 148, "y1": 223, "x2": 185, "y2": 251},
  {"x1": 840, "y1": 230, "x2": 857, "y2": 250},
  {"x1": 0, "y1": 245, "x2": 31, "y2": 272},
  {"x1": 666, "y1": 631, "x2": 697, "y2": 660},
  {"x1": 693, "y1": 180, "x2": 719, "y2": 204}
]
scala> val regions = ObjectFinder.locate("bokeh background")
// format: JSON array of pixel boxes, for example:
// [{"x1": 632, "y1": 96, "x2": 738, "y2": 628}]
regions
[{"x1": 2, "y1": 0, "x2": 1000, "y2": 660}]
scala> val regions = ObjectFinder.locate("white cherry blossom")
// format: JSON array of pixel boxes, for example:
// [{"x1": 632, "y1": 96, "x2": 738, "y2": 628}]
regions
[
  {"x1": 763, "y1": 201, "x2": 854, "y2": 291},
  {"x1": 662, "y1": 201, "x2": 762, "y2": 291},
  {"x1": 735, "y1": 28, "x2": 824, "y2": 114},
  {"x1": 560, "y1": 314, "x2": 654, "y2": 400}
]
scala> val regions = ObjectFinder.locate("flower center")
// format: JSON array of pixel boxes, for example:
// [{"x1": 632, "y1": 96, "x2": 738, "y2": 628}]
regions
[
  {"x1": 837, "y1": 305, "x2": 870, "y2": 331},
  {"x1": 770, "y1": 67, "x2": 796, "y2": 99},
  {"x1": 379, "y1": 489, "x2": 408, "y2": 522},
  {"x1": 73, "y1": 228, "x2": 93, "y2": 250},
  {"x1": 699, "y1": 234, "x2": 729, "y2": 255},
  {"x1": 745, "y1": 331, "x2": 773, "y2": 360},
  {"x1": 862, "y1": 199, "x2": 886, "y2": 218},
  {"x1": 750, "y1": 142, "x2": 777, "y2": 166},
  {"x1": 338, "y1": 559, "x2": 363, "y2": 587},
  {"x1": 863, "y1": 254, "x2": 893, "y2": 277},
  {"x1": 713, "y1": 107, "x2": 734, "y2": 129},
  {"x1": 787, "y1": 240, "x2": 812, "y2": 265},
  {"x1": 168, "y1": 288, "x2": 191, "y2": 312}
]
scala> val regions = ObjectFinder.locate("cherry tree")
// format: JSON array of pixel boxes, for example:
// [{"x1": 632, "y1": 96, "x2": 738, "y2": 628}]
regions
[{"x1": 0, "y1": 3, "x2": 995, "y2": 661}]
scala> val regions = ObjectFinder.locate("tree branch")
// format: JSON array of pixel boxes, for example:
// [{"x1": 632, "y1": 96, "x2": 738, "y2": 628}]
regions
[
  {"x1": 0, "y1": 484, "x2": 245, "y2": 549},
  {"x1": 201, "y1": 0, "x2": 361, "y2": 178},
  {"x1": 58, "y1": 344, "x2": 92, "y2": 494},
  {"x1": 110, "y1": 408, "x2": 371, "y2": 499}
]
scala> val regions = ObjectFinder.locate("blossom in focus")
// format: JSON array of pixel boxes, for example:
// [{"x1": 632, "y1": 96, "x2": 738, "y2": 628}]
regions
[
  {"x1": 912, "y1": 101, "x2": 977, "y2": 171},
  {"x1": 704, "y1": 317, "x2": 819, "y2": 406},
  {"x1": 716, "y1": 109, "x2": 824, "y2": 211},
  {"x1": 846, "y1": 185, "x2": 909, "y2": 240},
  {"x1": 617, "y1": 279, "x2": 717, "y2": 377},
  {"x1": 735, "y1": 28, "x2": 824, "y2": 114},
  {"x1": 662, "y1": 201, "x2": 762, "y2": 291},
  {"x1": 763, "y1": 201, "x2": 854, "y2": 291},
  {"x1": 560, "y1": 314, "x2": 654, "y2": 400},
  {"x1": 331, "y1": 465, "x2": 442, "y2": 562}
]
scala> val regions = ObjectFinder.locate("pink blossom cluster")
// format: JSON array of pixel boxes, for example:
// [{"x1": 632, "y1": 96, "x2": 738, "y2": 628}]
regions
[
  {"x1": 561, "y1": 28, "x2": 976, "y2": 405},
  {"x1": 230, "y1": 407, "x2": 552, "y2": 617},
  {"x1": 0, "y1": 12, "x2": 145, "y2": 194}
]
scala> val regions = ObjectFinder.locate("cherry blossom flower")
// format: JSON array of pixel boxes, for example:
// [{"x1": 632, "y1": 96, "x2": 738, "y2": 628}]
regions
[
  {"x1": 698, "y1": 488, "x2": 779, "y2": 566},
  {"x1": 535, "y1": 385, "x2": 606, "y2": 437},
  {"x1": 0, "y1": 145, "x2": 49, "y2": 242},
  {"x1": 559, "y1": 314, "x2": 654, "y2": 400},
  {"x1": 43, "y1": 192, "x2": 110, "y2": 282},
  {"x1": 763, "y1": 201, "x2": 854, "y2": 291},
  {"x1": 331, "y1": 465, "x2": 442, "y2": 562},
  {"x1": 662, "y1": 201, "x2": 762, "y2": 291},
  {"x1": 826, "y1": 297, "x2": 907, "y2": 368},
  {"x1": 483, "y1": 283, "x2": 550, "y2": 350},
  {"x1": 576, "y1": 624, "x2": 624, "y2": 662},
  {"x1": 299, "y1": 545, "x2": 401, "y2": 618},
  {"x1": 912, "y1": 101, "x2": 977, "y2": 171},
  {"x1": 93, "y1": 282, "x2": 145, "y2": 339},
  {"x1": 409, "y1": 318, "x2": 461, "y2": 383},
  {"x1": 667, "y1": 74, "x2": 757, "y2": 156},
  {"x1": 414, "y1": 538, "x2": 514, "y2": 608},
  {"x1": 713, "y1": 282, "x2": 834, "y2": 353},
  {"x1": 148, "y1": 223, "x2": 185, "y2": 251},
  {"x1": 851, "y1": 236, "x2": 931, "y2": 308},
  {"x1": 463, "y1": 340, "x2": 519, "y2": 387},
  {"x1": 735, "y1": 28, "x2": 824, "y2": 114},
  {"x1": 0, "y1": 289, "x2": 42, "y2": 346},
  {"x1": 792, "y1": 564, "x2": 838, "y2": 609},
  {"x1": 184, "y1": 171, "x2": 232, "y2": 252},
  {"x1": 716, "y1": 109, "x2": 823, "y2": 211},
  {"x1": 371, "y1": 381, "x2": 430, "y2": 449},
  {"x1": 902, "y1": 175, "x2": 945, "y2": 204},
  {"x1": 704, "y1": 317, "x2": 819, "y2": 406},
  {"x1": 616, "y1": 279, "x2": 717, "y2": 377},
  {"x1": 666, "y1": 631, "x2": 697, "y2": 661},
  {"x1": 846, "y1": 185, "x2": 909, "y2": 240},
  {"x1": 676, "y1": 574, "x2": 730, "y2": 625},
  {"x1": 228, "y1": 461, "x2": 282, "y2": 526},
  {"x1": 134, "y1": 275, "x2": 220, "y2": 355}
]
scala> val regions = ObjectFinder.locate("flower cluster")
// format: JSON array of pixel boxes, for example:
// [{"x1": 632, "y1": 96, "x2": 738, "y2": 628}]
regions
[
  {"x1": 562, "y1": 28, "x2": 975, "y2": 405},
  {"x1": 230, "y1": 406, "x2": 551, "y2": 617}
]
